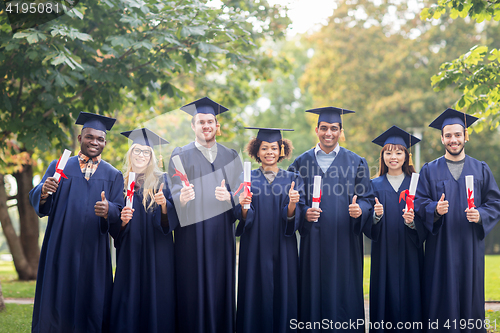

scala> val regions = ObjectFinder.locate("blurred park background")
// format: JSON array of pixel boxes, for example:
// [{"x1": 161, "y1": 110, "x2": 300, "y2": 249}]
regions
[{"x1": 1, "y1": 0, "x2": 500, "y2": 329}]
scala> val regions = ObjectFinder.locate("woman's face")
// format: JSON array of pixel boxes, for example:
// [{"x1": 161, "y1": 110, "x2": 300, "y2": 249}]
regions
[
  {"x1": 131, "y1": 144, "x2": 152, "y2": 173},
  {"x1": 383, "y1": 147, "x2": 405, "y2": 174},
  {"x1": 257, "y1": 141, "x2": 279, "y2": 168}
]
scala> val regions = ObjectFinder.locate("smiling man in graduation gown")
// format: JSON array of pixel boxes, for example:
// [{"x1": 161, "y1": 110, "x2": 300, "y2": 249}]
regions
[
  {"x1": 168, "y1": 97, "x2": 243, "y2": 333},
  {"x1": 414, "y1": 109, "x2": 500, "y2": 333},
  {"x1": 29, "y1": 112, "x2": 124, "y2": 333},
  {"x1": 288, "y1": 107, "x2": 374, "y2": 332}
]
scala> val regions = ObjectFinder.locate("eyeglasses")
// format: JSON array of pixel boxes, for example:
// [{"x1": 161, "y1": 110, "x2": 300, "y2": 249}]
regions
[{"x1": 132, "y1": 148, "x2": 152, "y2": 157}]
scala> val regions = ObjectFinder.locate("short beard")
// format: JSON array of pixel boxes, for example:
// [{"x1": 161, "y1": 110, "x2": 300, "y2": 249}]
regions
[{"x1": 446, "y1": 145, "x2": 464, "y2": 156}]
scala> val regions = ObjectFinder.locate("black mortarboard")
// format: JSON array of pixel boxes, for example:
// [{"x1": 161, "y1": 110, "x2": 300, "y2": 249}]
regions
[
  {"x1": 428, "y1": 108, "x2": 479, "y2": 130},
  {"x1": 180, "y1": 97, "x2": 229, "y2": 117},
  {"x1": 75, "y1": 112, "x2": 116, "y2": 133},
  {"x1": 120, "y1": 128, "x2": 169, "y2": 147},
  {"x1": 305, "y1": 107, "x2": 355, "y2": 124},
  {"x1": 245, "y1": 127, "x2": 294, "y2": 143},
  {"x1": 372, "y1": 125, "x2": 420, "y2": 149}
]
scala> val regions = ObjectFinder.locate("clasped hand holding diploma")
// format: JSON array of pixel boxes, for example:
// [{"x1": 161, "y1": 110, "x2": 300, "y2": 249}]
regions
[{"x1": 121, "y1": 184, "x2": 167, "y2": 226}]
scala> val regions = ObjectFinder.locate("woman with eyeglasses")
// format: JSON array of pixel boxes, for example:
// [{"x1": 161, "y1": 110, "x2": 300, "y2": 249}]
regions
[{"x1": 110, "y1": 128, "x2": 178, "y2": 333}]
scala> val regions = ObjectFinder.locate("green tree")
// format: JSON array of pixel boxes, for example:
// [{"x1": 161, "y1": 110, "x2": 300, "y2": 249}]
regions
[
  {"x1": 0, "y1": 0, "x2": 290, "y2": 279},
  {"x1": 421, "y1": 0, "x2": 500, "y2": 130}
]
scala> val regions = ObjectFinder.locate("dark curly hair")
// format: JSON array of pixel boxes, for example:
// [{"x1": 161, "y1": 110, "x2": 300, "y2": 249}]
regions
[{"x1": 245, "y1": 138, "x2": 294, "y2": 163}]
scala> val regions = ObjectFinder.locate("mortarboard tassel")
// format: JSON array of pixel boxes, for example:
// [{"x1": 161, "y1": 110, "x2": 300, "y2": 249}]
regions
[
  {"x1": 280, "y1": 142, "x2": 285, "y2": 157},
  {"x1": 339, "y1": 128, "x2": 346, "y2": 142},
  {"x1": 158, "y1": 137, "x2": 164, "y2": 169},
  {"x1": 409, "y1": 152, "x2": 414, "y2": 167},
  {"x1": 464, "y1": 128, "x2": 469, "y2": 142},
  {"x1": 216, "y1": 126, "x2": 221, "y2": 136}
]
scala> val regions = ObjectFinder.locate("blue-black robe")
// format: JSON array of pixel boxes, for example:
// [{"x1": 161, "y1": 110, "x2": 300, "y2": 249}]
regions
[
  {"x1": 110, "y1": 173, "x2": 179, "y2": 333},
  {"x1": 29, "y1": 156, "x2": 124, "y2": 333},
  {"x1": 234, "y1": 168, "x2": 306, "y2": 333},
  {"x1": 366, "y1": 174, "x2": 425, "y2": 332},
  {"x1": 288, "y1": 147, "x2": 374, "y2": 332},
  {"x1": 168, "y1": 142, "x2": 243, "y2": 333},
  {"x1": 414, "y1": 156, "x2": 500, "y2": 333}
]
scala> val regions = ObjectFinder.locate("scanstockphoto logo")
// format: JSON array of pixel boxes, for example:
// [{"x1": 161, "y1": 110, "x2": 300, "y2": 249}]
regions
[{"x1": 3, "y1": 0, "x2": 78, "y2": 32}]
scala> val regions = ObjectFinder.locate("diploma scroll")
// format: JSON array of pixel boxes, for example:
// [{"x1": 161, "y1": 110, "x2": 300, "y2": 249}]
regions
[
  {"x1": 243, "y1": 162, "x2": 251, "y2": 209},
  {"x1": 399, "y1": 173, "x2": 419, "y2": 212},
  {"x1": 126, "y1": 172, "x2": 136, "y2": 208},
  {"x1": 48, "y1": 149, "x2": 71, "y2": 194},
  {"x1": 312, "y1": 175, "x2": 322, "y2": 222},
  {"x1": 172, "y1": 155, "x2": 190, "y2": 187},
  {"x1": 466, "y1": 175, "x2": 475, "y2": 211}
]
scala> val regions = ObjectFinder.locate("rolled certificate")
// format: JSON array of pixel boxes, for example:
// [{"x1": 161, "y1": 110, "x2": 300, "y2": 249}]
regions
[
  {"x1": 126, "y1": 172, "x2": 136, "y2": 208},
  {"x1": 48, "y1": 149, "x2": 71, "y2": 194},
  {"x1": 243, "y1": 162, "x2": 251, "y2": 209},
  {"x1": 406, "y1": 173, "x2": 420, "y2": 212},
  {"x1": 466, "y1": 175, "x2": 475, "y2": 211},
  {"x1": 312, "y1": 175, "x2": 322, "y2": 222},
  {"x1": 172, "y1": 155, "x2": 190, "y2": 187}
]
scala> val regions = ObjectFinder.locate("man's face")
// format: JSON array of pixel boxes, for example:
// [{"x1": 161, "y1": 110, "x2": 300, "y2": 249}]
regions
[
  {"x1": 315, "y1": 121, "x2": 340, "y2": 151},
  {"x1": 78, "y1": 127, "x2": 106, "y2": 158},
  {"x1": 441, "y1": 124, "x2": 465, "y2": 156},
  {"x1": 191, "y1": 113, "x2": 219, "y2": 145}
]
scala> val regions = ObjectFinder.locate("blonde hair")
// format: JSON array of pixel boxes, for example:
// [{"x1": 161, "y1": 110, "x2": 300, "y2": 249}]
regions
[{"x1": 123, "y1": 144, "x2": 164, "y2": 211}]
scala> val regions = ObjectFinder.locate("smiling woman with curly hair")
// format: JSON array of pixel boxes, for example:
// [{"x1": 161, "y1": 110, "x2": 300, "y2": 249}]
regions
[{"x1": 235, "y1": 127, "x2": 305, "y2": 333}]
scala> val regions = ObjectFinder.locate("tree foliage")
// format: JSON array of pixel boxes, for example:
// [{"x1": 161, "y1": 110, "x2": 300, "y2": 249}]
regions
[{"x1": 421, "y1": 0, "x2": 500, "y2": 130}]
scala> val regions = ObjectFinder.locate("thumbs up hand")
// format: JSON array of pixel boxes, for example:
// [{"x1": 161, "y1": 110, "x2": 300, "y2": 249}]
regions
[
  {"x1": 374, "y1": 197, "x2": 383, "y2": 217},
  {"x1": 349, "y1": 195, "x2": 362, "y2": 219},
  {"x1": 435, "y1": 193, "x2": 449, "y2": 216},
  {"x1": 215, "y1": 179, "x2": 231, "y2": 202},
  {"x1": 288, "y1": 181, "x2": 300, "y2": 204},
  {"x1": 95, "y1": 191, "x2": 109, "y2": 218},
  {"x1": 154, "y1": 183, "x2": 166, "y2": 206}
]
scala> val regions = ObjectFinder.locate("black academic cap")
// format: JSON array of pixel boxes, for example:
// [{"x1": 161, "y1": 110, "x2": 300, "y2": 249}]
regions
[
  {"x1": 306, "y1": 107, "x2": 355, "y2": 124},
  {"x1": 120, "y1": 128, "x2": 169, "y2": 147},
  {"x1": 245, "y1": 127, "x2": 294, "y2": 143},
  {"x1": 75, "y1": 112, "x2": 116, "y2": 133},
  {"x1": 372, "y1": 125, "x2": 420, "y2": 149},
  {"x1": 180, "y1": 97, "x2": 229, "y2": 117},
  {"x1": 428, "y1": 108, "x2": 479, "y2": 130}
]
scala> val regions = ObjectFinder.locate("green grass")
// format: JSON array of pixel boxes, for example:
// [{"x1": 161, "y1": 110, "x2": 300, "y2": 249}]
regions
[
  {"x1": 486, "y1": 255, "x2": 500, "y2": 301},
  {"x1": 0, "y1": 304, "x2": 33, "y2": 333},
  {"x1": 486, "y1": 310, "x2": 500, "y2": 332},
  {"x1": 0, "y1": 262, "x2": 36, "y2": 299}
]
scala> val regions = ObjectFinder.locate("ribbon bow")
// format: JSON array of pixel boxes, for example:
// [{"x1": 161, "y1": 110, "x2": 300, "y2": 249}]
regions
[
  {"x1": 173, "y1": 169, "x2": 190, "y2": 187},
  {"x1": 467, "y1": 188, "x2": 475, "y2": 209},
  {"x1": 55, "y1": 155, "x2": 68, "y2": 179},
  {"x1": 399, "y1": 189, "x2": 415, "y2": 211},
  {"x1": 312, "y1": 190, "x2": 322, "y2": 203},
  {"x1": 234, "y1": 181, "x2": 251, "y2": 197},
  {"x1": 126, "y1": 181, "x2": 136, "y2": 202}
]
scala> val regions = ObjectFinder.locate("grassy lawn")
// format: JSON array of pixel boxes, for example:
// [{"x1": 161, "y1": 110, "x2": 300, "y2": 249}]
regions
[
  {"x1": 0, "y1": 304, "x2": 33, "y2": 333},
  {"x1": 0, "y1": 262, "x2": 36, "y2": 299}
]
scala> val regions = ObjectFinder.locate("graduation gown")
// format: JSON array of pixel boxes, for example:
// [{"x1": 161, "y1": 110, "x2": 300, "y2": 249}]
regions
[
  {"x1": 110, "y1": 173, "x2": 179, "y2": 333},
  {"x1": 29, "y1": 156, "x2": 124, "y2": 333},
  {"x1": 234, "y1": 168, "x2": 305, "y2": 333},
  {"x1": 288, "y1": 147, "x2": 374, "y2": 332},
  {"x1": 414, "y1": 156, "x2": 500, "y2": 333},
  {"x1": 168, "y1": 142, "x2": 243, "y2": 333},
  {"x1": 366, "y1": 175, "x2": 425, "y2": 332}
]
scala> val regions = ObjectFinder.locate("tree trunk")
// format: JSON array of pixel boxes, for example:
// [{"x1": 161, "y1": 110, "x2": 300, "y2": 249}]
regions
[
  {"x1": 0, "y1": 174, "x2": 36, "y2": 280},
  {"x1": 13, "y1": 164, "x2": 40, "y2": 276},
  {"x1": 0, "y1": 280, "x2": 5, "y2": 312}
]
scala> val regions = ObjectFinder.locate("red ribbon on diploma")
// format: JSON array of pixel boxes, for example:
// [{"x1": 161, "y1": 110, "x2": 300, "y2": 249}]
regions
[
  {"x1": 467, "y1": 188, "x2": 475, "y2": 209},
  {"x1": 127, "y1": 181, "x2": 135, "y2": 202},
  {"x1": 234, "y1": 181, "x2": 251, "y2": 197},
  {"x1": 55, "y1": 155, "x2": 68, "y2": 179},
  {"x1": 399, "y1": 190, "x2": 414, "y2": 210},
  {"x1": 173, "y1": 169, "x2": 190, "y2": 187},
  {"x1": 312, "y1": 190, "x2": 322, "y2": 203}
]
